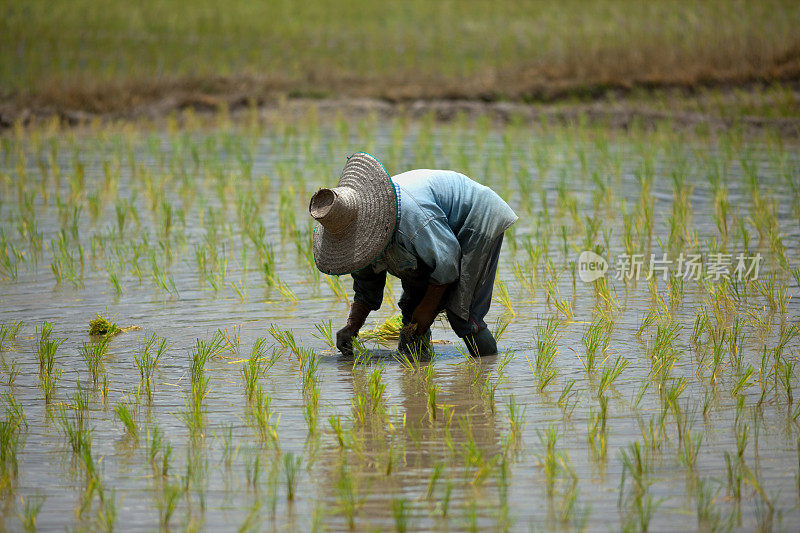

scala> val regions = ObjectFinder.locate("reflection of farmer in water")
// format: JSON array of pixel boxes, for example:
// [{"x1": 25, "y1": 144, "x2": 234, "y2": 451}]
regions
[{"x1": 308, "y1": 153, "x2": 517, "y2": 358}]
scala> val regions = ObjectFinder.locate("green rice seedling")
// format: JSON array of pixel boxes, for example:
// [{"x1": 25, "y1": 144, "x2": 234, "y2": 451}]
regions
[
  {"x1": 581, "y1": 317, "x2": 610, "y2": 374},
  {"x1": 190, "y1": 334, "x2": 226, "y2": 383},
  {"x1": 283, "y1": 452, "x2": 301, "y2": 501},
  {"x1": 0, "y1": 321, "x2": 22, "y2": 352},
  {"x1": 216, "y1": 325, "x2": 241, "y2": 354},
  {"x1": 328, "y1": 415, "x2": 350, "y2": 450},
  {"x1": 301, "y1": 350, "x2": 320, "y2": 394},
  {"x1": 267, "y1": 324, "x2": 301, "y2": 358},
  {"x1": 545, "y1": 279, "x2": 574, "y2": 321},
  {"x1": 55, "y1": 404, "x2": 92, "y2": 456},
  {"x1": 311, "y1": 320, "x2": 335, "y2": 349},
  {"x1": 181, "y1": 376, "x2": 209, "y2": 441},
  {"x1": 114, "y1": 401, "x2": 138, "y2": 441},
  {"x1": 134, "y1": 333, "x2": 168, "y2": 402},
  {"x1": 358, "y1": 315, "x2": 404, "y2": 343},
  {"x1": 493, "y1": 279, "x2": 514, "y2": 316},
  {"x1": 18, "y1": 494, "x2": 46, "y2": 532},
  {"x1": 230, "y1": 278, "x2": 248, "y2": 301},
  {"x1": 425, "y1": 379, "x2": 438, "y2": 424},
  {"x1": 36, "y1": 322, "x2": 64, "y2": 404},
  {"x1": 731, "y1": 365, "x2": 755, "y2": 398},
  {"x1": 323, "y1": 274, "x2": 348, "y2": 302},
  {"x1": 525, "y1": 316, "x2": 560, "y2": 393},
  {"x1": 80, "y1": 337, "x2": 109, "y2": 388},
  {"x1": 241, "y1": 342, "x2": 271, "y2": 402},
  {"x1": 635, "y1": 307, "x2": 660, "y2": 338},
  {"x1": 0, "y1": 356, "x2": 19, "y2": 388},
  {"x1": 598, "y1": 356, "x2": 629, "y2": 398}
]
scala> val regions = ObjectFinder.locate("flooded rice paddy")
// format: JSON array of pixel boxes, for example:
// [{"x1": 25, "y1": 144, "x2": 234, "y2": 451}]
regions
[{"x1": 1, "y1": 113, "x2": 799, "y2": 531}]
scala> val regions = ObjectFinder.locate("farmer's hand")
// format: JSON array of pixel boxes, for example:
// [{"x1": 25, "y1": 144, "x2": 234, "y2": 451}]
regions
[
  {"x1": 337, "y1": 301, "x2": 371, "y2": 355},
  {"x1": 411, "y1": 282, "x2": 450, "y2": 335},
  {"x1": 336, "y1": 325, "x2": 357, "y2": 356}
]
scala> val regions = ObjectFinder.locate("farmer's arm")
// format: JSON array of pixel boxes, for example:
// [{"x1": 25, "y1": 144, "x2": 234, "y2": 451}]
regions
[
  {"x1": 336, "y1": 267, "x2": 387, "y2": 354},
  {"x1": 409, "y1": 218, "x2": 460, "y2": 334}
]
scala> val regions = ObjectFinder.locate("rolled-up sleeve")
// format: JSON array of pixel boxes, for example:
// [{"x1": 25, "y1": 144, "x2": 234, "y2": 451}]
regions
[
  {"x1": 351, "y1": 267, "x2": 387, "y2": 310},
  {"x1": 410, "y1": 218, "x2": 461, "y2": 285}
]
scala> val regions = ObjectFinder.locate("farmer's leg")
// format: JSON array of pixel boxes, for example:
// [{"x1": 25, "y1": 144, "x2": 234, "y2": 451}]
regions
[
  {"x1": 397, "y1": 278, "x2": 432, "y2": 356},
  {"x1": 398, "y1": 279, "x2": 428, "y2": 325},
  {"x1": 447, "y1": 234, "x2": 504, "y2": 356}
]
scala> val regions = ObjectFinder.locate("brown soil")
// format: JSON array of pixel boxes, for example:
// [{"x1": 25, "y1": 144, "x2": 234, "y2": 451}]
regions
[{"x1": 1, "y1": 79, "x2": 798, "y2": 136}]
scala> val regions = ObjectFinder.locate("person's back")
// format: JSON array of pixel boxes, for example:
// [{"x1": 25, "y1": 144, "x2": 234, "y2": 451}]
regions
[{"x1": 391, "y1": 169, "x2": 516, "y2": 248}]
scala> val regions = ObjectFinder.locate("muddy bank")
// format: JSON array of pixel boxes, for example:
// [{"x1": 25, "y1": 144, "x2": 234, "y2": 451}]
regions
[{"x1": 1, "y1": 86, "x2": 799, "y2": 136}]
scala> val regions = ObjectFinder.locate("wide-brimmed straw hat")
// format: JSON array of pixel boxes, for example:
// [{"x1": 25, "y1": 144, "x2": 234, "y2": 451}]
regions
[{"x1": 309, "y1": 153, "x2": 397, "y2": 275}]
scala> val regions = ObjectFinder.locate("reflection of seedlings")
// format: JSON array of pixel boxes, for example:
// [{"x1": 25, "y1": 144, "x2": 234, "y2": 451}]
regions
[
  {"x1": 19, "y1": 494, "x2": 46, "y2": 531},
  {"x1": 391, "y1": 498, "x2": 409, "y2": 533},
  {"x1": 694, "y1": 477, "x2": 722, "y2": 531},
  {"x1": 0, "y1": 396, "x2": 26, "y2": 490},
  {"x1": 303, "y1": 385, "x2": 320, "y2": 439},
  {"x1": 618, "y1": 441, "x2": 657, "y2": 531},
  {"x1": 283, "y1": 452, "x2": 300, "y2": 501},
  {"x1": 536, "y1": 424, "x2": 561, "y2": 496},
  {"x1": 558, "y1": 379, "x2": 579, "y2": 418},
  {"x1": 335, "y1": 459, "x2": 363, "y2": 530},
  {"x1": 504, "y1": 395, "x2": 526, "y2": 453},
  {"x1": 250, "y1": 386, "x2": 280, "y2": 449},
  {"x1": 587, "y1": 395, "x2": 608, "y2": 461},
  {"x1": 678, "y1": 428, "x2": 703, "y2": 474},
  {"x1": 158, "y1": 479, "x2": 185, "y2": 529}
]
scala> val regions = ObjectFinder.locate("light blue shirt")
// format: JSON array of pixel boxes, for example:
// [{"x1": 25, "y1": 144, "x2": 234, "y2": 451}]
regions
[{"x1": 353, "y1": 169, "x2": 518, "y2": 320}]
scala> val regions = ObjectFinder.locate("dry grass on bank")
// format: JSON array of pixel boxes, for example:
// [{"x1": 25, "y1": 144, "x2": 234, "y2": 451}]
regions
[{"x1": 1, "y1": 0, "x2": 799, "y2": 112}]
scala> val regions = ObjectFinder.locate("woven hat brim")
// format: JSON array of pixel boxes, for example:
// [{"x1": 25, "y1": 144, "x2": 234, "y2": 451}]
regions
[{"x1": 312, "y1": 153, "x2": 397, "y2": 275}]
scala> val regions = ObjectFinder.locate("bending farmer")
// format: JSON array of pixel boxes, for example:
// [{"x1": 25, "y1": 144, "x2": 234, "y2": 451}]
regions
[{"x1": 308, "y1": 153, "x2": 517, "y2": 357}]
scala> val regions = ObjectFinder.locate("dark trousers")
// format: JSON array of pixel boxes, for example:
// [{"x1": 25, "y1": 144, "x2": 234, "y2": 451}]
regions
[{"x1": 398, "y1": 235, "x2": 504, "y2": 338}]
